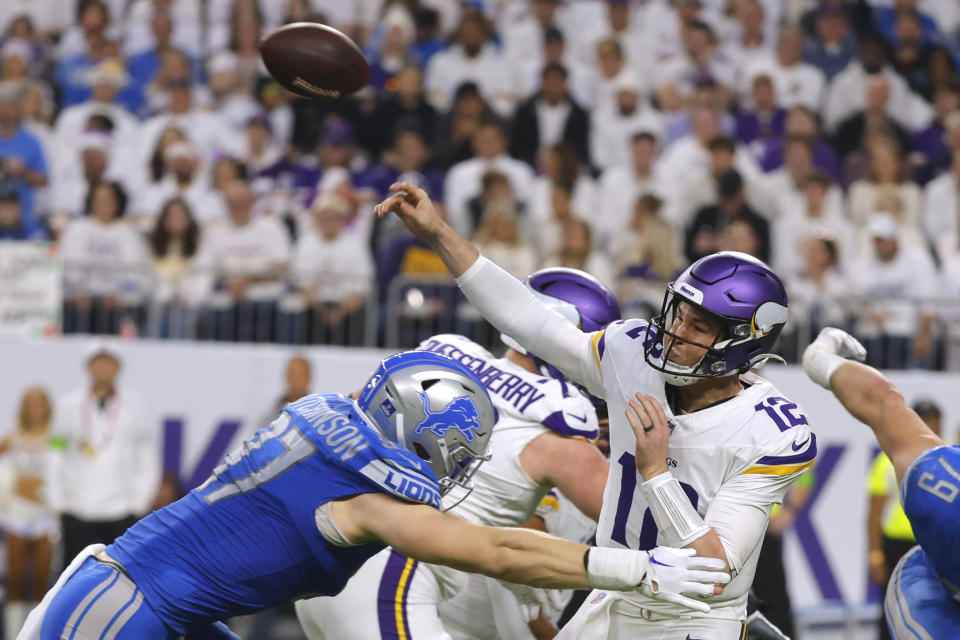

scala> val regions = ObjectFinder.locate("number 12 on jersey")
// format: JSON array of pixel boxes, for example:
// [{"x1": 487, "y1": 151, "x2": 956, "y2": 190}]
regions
[{"x1": 610, "y1": 452, "x2": 699, "y2": 550}]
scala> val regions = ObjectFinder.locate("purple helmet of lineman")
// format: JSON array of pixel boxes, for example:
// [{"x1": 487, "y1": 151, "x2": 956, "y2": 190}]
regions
[
  {"x1": 644, "y1": 251, "x2": 789, "y2": 386},
  {"x1": 502, "y1": 267, "x2": 621, "y2": 379}
]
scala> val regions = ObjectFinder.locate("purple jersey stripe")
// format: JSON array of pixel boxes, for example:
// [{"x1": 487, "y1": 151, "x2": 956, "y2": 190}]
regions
[
  {"x1": 541, "y1": 410, "x2": 598, "y2": 441},
  {"x1": 400, "y1": 559, "x2": 418, "y2": 638},
  {"x1": 377, "y1": 550, "x2": 408, "y2": 639},
  {"x1": 596, "y1": 332, "x2": 607, "y2": 361},
  {"x1": 755, "y1": 433, "x2": 818, "y2": 466}
]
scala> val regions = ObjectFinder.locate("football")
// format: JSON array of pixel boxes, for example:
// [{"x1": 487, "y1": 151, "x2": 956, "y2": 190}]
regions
[{"x1": 259, "y1": 22, "x2": 370, "y2": 99}]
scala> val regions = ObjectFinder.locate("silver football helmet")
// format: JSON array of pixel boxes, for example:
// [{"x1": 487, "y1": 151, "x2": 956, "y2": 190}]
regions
[{"x1": 356, "y1": 351, "x2": 496, "y2": 501}]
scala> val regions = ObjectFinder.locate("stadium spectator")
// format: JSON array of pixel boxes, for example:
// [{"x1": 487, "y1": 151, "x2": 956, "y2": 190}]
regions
[
  {"x1": 259, "y1": 355, "x2": 311, "y2": 428},
  {"x1": 208, "y1": 51, "x2": 260, "y2": 132},
  {"x1": 0, "y1": 178, "x2": 44, "y2": 240},
  {"x1": 48, "y1": 130, "x2": 115, "y2": 225},
  {"x1": 254, "y1": 77, "x2": 293, "y2": 145},
  {"x1": 740, "y1": 25, "x2": 825, "y2": 112},
  {"x1": 431, "y1": 82, "x2": 491, "y2": 170},
  {"x1": 910, "y1": 82, "x2": 960, "y2": 185},
  {"x1": 823, "y1": 33, "x2": 933, "y2": 133},
  {"x1": 194, "y1": 180, "x2": 290, "y2": 342},
  {"x1": 784, "y1": 235, "x2": 850, "y2": 340},
  {"x1": 596, "y1": 132, "x2": 664, "y2": 241},
  {"x1": 410, "y1": 7, "x2": 445, "y2": 67},
  {"x1": 889, "y1": 10, "x2": 939, "y2": 100},
  {"x1": 502, "y1": 0, "x2": 564, "y2": 71},
  {"x1": 0, "y1": 80, "x2": 47, "y2": 234},
  {"x1": 140, "y1": 48, "x2": 207, "y2": 117},
  {"x1": 685, "y1": 168, "x2": 770, "y2": 264},
  {"x1": 653, "y1": 19, "x2": 735, "y2": 103},
  {"x1": 531, "y1": 142, "x2": 597, "y2": 228},
  {"x1": 136, "y1": 139, "x2": 225, "y2": 227},
  {"x1": 734, "y1": 73, "x2": 786, "y2": 151},
  {"x1": 465, "y1": 170, "x2": 526, "y2": 241},
  {"x1": 681, "y1": 135, "x2": 762, "y2": 227},
  {"x1": 866, "y1": 399, "x2": 942, "y2": 640},
  {"x1": 872, "y1": 2, "x2": 939, "y2": 48},
  {"x1": 510, "y1": 63, "x2": 590, "y2": 169},
  {"x1": 290, "y1": 192, "x2": 372, "y2": 346},
  {"x1": 513, "y1": 25, "x2": 590, "y2": 110},
  {"x1": 140, "y1": 74, "x2": 237, "y2": 166},
  {"x1": 761, "y1": 135, "x2": 845, "y2": 223},
  {"x1": 580, "y1": 37, "x2": 633, "y2": 114},
  {"x1": 574, "y1": 0, "x2": 647, "y2": 79},
  {"x1": 0, "y1": 386, "x2": 56, "y2": 639},
  {"x1": 53, "y1": 58, "x2": 139, "y2": 155},
  {"x1": 759, "y1": 105, "x2": 842, "y2": 182},
  {"x1": 444, "y1": 117, "x2": 533, "y2": 237},
  {"x1": 590, "y1": 73, "x2": 661, "y2": 172},
  {"x1": 1, "y1": 38, "x2": 31, "y2": 83},
  {"x1": 366, "y1": 5, "x2": 415, "y2": 92},
  {"x1": 723, "y1": 0, "x2": 773, "y2": 73},
  {"x1": 54, "y1": 0, "x2": 117, "y2": 106},
  {"x1": 610, "y1": 193, "x2": 678, "y2": 315},
  {"x1": 847, "y1": 136, "x2": 922, "y2": 238},
  {"x1": 126, "y1": 9, "x2": 179, "y2": 93},
  {"x1": 543, "y1": 217, "x2": 613, "y2": 288},
  {"x1": 472, "y1": 202, "x2": 537, "y2": 280},
  {"x1": 241, "y1": 113, "x2": 283, "y2": 179},
  {"x1": 850, "y1": 212, "x2": 937, "y2": 369},
  {"x1": 60, "y1": 181, "x2": 152, "y2": 334},
  {"x1": 424, "y1": 11, "x2": 511, "y2": 116},
  {"x1": 804, "y1": 4, "x2": 859, "y2": 81},
  {"x1": 924, "y1": 147, "x2": 960, "y2": 266},
  {"x1": 147, "y1": 196, "x2": 204, "y2": 337},
  {"x1": 225, "y1": 1, "x2": 266, "y2": 95},
  {"x1": 123, "y1": 0, "x2": 202, "y2": 61},
  {"x1": 833, "y1": 75, "x2": 910, "y2": 167},
  {"x1": 773, "y1": 170, "x2": 854, "y2": 276},
  {"x1": 363, "y1": 64, "x2": 436, "y2": 157},
  {"x1": 48, "y1": 342, "x2": 160, "y2": 563}
]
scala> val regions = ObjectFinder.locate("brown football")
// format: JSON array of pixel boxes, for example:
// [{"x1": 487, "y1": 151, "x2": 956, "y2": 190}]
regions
[{"x1": 260, "y1": 22, "x2": 370, "y2": 99}]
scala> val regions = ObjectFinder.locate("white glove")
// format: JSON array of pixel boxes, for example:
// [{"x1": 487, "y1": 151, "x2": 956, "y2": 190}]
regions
[
  {"x1": 586, "y1": 547, "x2": 729, "y2": 613},
  {"x1": 638, "y1": 547, "x2": 730, "y2": 613},
  {"x1": 802, "y1": 327, "x2": 867, "y2": 389}
]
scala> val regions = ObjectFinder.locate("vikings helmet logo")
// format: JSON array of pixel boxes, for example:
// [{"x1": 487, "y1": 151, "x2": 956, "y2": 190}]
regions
[{"x1": 415, "y1": 393, "x2": 481, "y2": 442}]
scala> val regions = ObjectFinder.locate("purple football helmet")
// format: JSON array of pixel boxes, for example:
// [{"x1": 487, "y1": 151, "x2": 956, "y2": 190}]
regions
[
  {"x1": 644, "y1": 252, "x2": 789, "y2": 386},
  {"x1": 502, "y1": 267, "x2": 621, "y2": 379}
]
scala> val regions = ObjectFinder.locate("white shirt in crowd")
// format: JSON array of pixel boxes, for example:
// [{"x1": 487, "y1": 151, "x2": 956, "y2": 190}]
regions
[
  {"x1": 922, "y1": 170, "x2": 960, "y2": 265},
  {"x1": 48, "y1": 388, "x2": 159, "y2": 521},
  {"x1": 739, "y1": 55, "x2": 826, "y2": 111},
  {"x1": 823, "y1": 64, "x2": 934, "y2": 132},
  {"x1": 851, "y1": 243, "x2": 938, "y2": 338},
  {"x1": 590, "y1": 105, "x2": 663, "y2": 172},
  {"x1": 596, "y1": 165, "x2": 670, "y2": 243},
  {"x1": 194, "y1": 215, "x2": 291, "y2": 302},
  {"x1": 292, "y1": 229, "x2": 373, "y2": 304},
  {"x1": 424, "y1": 42, "x2": 513, "y2": 116},
  {"x1": 135, "y1": 175, "x2": 227, "y2": 225},
  {"x1": 58, "y1": 218, "x2": 153, "y2": 300},
  {"x1": 443, "y1": 154, "x2": 534, "y2": 236}
]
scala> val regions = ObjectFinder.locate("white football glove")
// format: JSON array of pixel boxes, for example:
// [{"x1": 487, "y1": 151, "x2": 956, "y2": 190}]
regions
[
  {"x1": 585, "y1": 546, "x2": 729, "y2": 613},
  {"x1": 802, "y1": 327, "x2": 867, "y2": 389},
  {"x1": 638, "y1": 547, "x2": 730, "y2": 613}
]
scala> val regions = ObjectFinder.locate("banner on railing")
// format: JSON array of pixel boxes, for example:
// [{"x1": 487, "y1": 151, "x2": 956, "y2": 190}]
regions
[
  {"x1": 0, "y1": 338, "x2": 958, "y2": 612},
  {"x1": 0, "y1": 243, "x2": 61, "y2": 339}
]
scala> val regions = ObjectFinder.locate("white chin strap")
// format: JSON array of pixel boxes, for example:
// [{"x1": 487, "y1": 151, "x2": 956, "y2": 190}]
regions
[{"x1": 655, "y1": 352, "x2": 704, "y2": 387}]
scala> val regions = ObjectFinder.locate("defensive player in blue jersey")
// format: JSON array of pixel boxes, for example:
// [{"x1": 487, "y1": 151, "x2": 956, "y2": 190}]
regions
[
  {"x1": 803, "y1": 328, "x2": 960, "y2": 639},
  {"x1": 21, "y1": 351, "x2": 729, "y2": 639}
]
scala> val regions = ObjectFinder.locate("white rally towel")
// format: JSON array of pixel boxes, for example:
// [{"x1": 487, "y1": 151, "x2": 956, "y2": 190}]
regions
[{"x1": 17, "y1": 543, "x2": 106, "y2": 640}]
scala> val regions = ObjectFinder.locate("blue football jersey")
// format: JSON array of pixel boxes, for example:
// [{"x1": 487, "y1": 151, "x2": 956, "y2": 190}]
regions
[
  {"x1": 107, "y1": 393, "x2": 440, "y2": 634},
  {"x1": 901, "y1": 445, "x2": 960, "y2": 591},
  {"x1": 885, "y1": 546, "x2": 960, "y2": 639}
]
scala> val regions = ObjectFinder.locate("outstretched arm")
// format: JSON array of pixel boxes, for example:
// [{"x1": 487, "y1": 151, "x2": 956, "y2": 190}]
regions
[
  {"x1": 330, "y1": 492, "x2": 728, "y2": 611},
  {"x1": 803, "y1": 328, "x2": 943, "y2": 485},
  {"x1": 375, "y1": 183, "x2": 600, "y2": 391}
]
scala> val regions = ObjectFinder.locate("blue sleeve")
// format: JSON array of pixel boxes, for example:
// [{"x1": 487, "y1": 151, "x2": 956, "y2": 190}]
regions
[
  {"x1": 25, "y1": 136, "x2": 46, "y2": 174},
  {"x1": 885, "y1": 547, "x2": 960, "y2": 639}
]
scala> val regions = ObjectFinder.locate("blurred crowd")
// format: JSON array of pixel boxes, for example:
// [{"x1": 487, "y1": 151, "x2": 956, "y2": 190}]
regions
[{"x1": 2, "y1": 0, "x2": 960, "y2": 367}]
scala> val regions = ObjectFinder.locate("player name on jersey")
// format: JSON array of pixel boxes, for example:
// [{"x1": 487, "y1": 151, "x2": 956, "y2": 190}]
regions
[{"x1": 420, "y1": 338, "x2": 547, "y2": 412}]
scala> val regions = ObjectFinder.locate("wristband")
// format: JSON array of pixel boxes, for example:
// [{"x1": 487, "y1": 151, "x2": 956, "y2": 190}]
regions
[{"x1": 585, "y1": 546, "x2": 650, "y2": 590}]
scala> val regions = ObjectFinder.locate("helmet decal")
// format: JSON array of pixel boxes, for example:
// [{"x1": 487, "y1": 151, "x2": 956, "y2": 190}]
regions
[{"x1": 415, "y1": 393, "x2": 481, "y2": 442}]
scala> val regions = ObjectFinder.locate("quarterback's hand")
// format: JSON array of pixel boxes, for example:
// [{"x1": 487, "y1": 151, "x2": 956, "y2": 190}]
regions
[
  {"x1": 374, "y1": 182, "x2": 445, "y2": 242},
  {"x1": 639, "y1": 547, "x2": 729, "y2": 613},
  {"x1": 802, "y1": 327, "x2": 866, "y2": 389}
]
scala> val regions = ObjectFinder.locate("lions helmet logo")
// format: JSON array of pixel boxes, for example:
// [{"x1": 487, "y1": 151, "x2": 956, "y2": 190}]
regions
[{"x1": 415, "y1": 393, "x2": 481, "y2": 442}]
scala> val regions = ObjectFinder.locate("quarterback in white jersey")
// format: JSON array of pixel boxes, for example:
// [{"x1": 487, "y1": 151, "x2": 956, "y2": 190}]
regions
[
  {"x1": 374, "y1": 183, "x2": 815, "y2": 638},
  {"x1": 297, "y1": 268, "x2": 621, "y2": 639}
]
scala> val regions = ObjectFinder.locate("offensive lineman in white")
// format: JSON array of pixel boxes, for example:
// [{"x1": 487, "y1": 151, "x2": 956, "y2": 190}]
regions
[
  {"x1": 298, "y1": 268, "x2": 663, "y2": 639},
  {"x1": 375, "y1": 183, "x2": 815, "y2": 638}
]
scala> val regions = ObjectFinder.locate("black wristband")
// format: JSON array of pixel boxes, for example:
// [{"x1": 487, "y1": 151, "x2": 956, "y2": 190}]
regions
[{"x1": 583, "y1": 547, "x2": 592, "y2": 572}]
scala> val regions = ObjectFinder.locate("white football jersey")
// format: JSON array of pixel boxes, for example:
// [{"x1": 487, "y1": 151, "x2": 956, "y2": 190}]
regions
[
  {"x1": 418, "y1": 334, "x2": 599, "y2": 526},
  {"x1": 572, "y1": 319, "x2": 816, "y2": 619}
]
